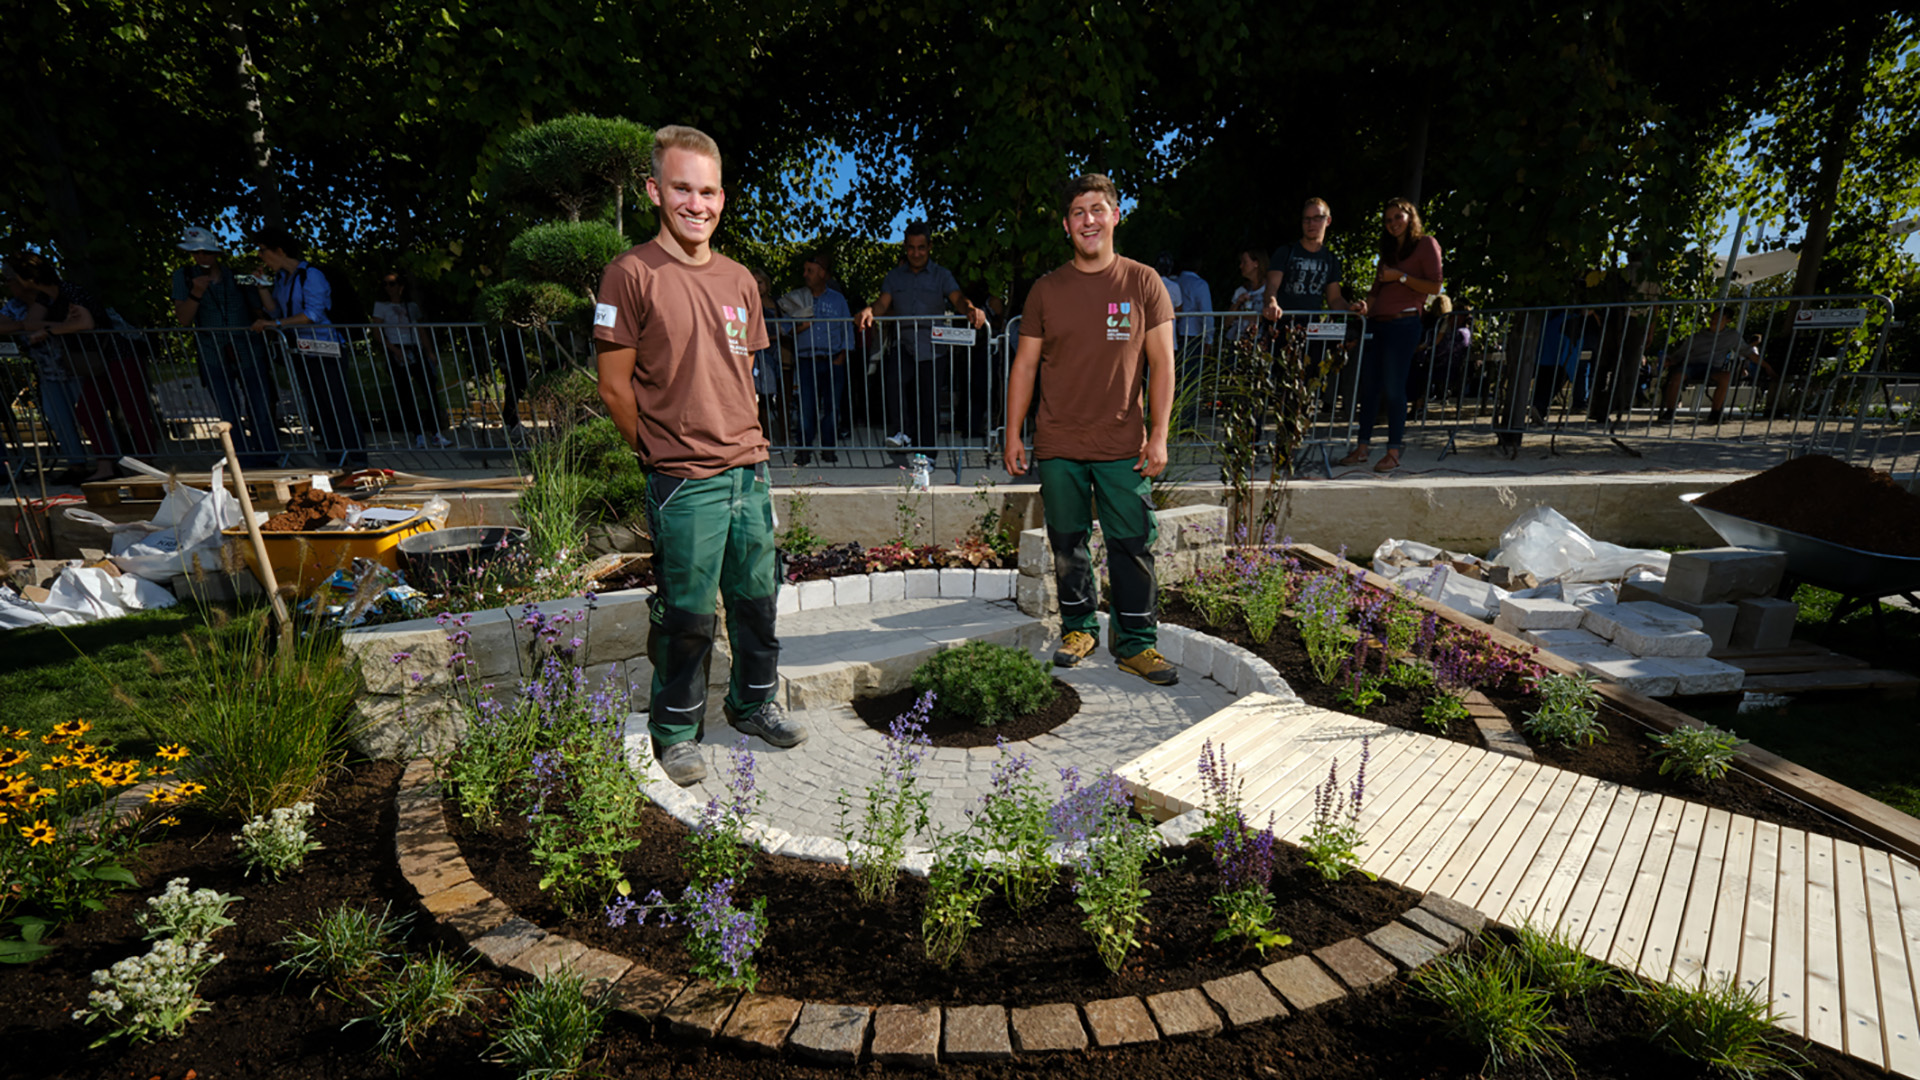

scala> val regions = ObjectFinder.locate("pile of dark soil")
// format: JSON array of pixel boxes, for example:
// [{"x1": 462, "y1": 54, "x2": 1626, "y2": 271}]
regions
[
  {"x1": 851, "y1": 678, "x2": 1080, "y2": 747},
  {"x1": 455, "y1": 800, "x2": 1417, "y2": 1008},
  {"x1": 261, "y1": 488, "x2": 367, "y2": 532},
  {"x1": 1695, "y1": 454, "x2": 1920, "y2": 556}
]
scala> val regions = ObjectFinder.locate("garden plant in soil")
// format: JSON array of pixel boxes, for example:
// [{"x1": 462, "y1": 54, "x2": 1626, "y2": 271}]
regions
[{"x1": 0, "y1": 559, "x2": 1892, "y2": 1079}]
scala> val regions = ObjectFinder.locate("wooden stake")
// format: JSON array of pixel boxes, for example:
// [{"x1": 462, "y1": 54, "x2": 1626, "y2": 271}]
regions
[{"x1": 215, "y1": 422, "x2": 293, "y2": 640}]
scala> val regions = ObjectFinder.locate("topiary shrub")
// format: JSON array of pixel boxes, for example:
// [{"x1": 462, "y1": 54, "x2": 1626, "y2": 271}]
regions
[
  {"x1": 505, "y1": 221, "x2": 630, "y2": 297},
  {"x1": 560, "y1": 416, "x2": 646, "y2": 525},
  {"x1": 911, "y1": 641, "x2": 1057, "y2": 727},
  {"x1": 474, "y1": 279, "x2": 593, "y2": 330}
]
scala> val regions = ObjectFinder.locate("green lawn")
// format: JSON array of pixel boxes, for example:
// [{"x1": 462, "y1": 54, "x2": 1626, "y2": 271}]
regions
[
  {"x1": 1689, "y1": 584, "x2": 1920, "y2": 820},
  {"x1": 0, "y1": 604, "x2": 230, "y2": 750}
]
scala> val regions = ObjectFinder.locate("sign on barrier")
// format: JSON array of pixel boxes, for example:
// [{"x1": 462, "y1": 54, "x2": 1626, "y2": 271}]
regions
[
  {"x1": 1304, "y1": 321, "x2": 1347, "y2": 340},
  {"x1": 294, "y1": 337, "x2": 344, "y2": 358},
  {"x1": 1794, "y1": 308, "x2": 1868, "y2": 329},
  {"x1": 930, "y1": 326, "x2": 977, "y2": 346}
]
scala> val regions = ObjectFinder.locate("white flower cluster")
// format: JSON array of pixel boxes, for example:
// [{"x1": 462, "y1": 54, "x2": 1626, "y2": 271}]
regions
[
  {"x1": 234, "y1": 801, "x2": 322, "y2": 880},
  {"x1": 137, "y1": 877, "x2": 240, "y2": 944},
  {"x1": 74, "y1": 937, "x2": 223, "y2": 1042}
]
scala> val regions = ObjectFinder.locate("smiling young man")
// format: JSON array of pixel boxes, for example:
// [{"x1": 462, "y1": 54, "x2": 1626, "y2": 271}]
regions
[
  {"x1": 1003, "y1": 173, "x2": 1179, "y2": 685},
  {"x1": 593, "y1": 125, "x2": 806, "y2": 787}
]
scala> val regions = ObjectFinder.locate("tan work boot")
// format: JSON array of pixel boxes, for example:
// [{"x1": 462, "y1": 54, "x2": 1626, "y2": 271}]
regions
[
  {"x1": 1118, "y1": 647, "x2": 1180, "y2": 685},
  {"x1": 1052, "y1": 630, "x2": 1097, "y2": 668}
]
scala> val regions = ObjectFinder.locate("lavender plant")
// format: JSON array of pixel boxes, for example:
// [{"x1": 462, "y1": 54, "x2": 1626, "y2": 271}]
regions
[
  {"x1": 526, "y1": 718, "x2": 649, "y2": 916},
  {"x1": 964, "y1": 741, "x2": 1057, "y2": 911},
  {"x1": 678, "y1": 877, "x2": 767, "y2": 990},
  {"x1": 837, "y1": 692, "x2": 934, "y2": 903},
  {"x1": 684, "y1": 739, "x2": 759, "y2": 888},
  {"x1": 1051, "y1": 767, "x2": 1157, "y2": 973},
  {"x1": 1242, "y1": 565, "x2": 1289, "y2": 644},
  {"x1": 921, "y1": 833, "x2": 990, "y2": 968},
  {"x1": 1294, "y1": 571, "x2": 1355, "y2": 685},
  {"x1": 1195, "y1": 738, "x2": 1246, "y2": 844},
  {"x1": 1336, "y1": 637, "x2": 1389, "y2": 714},
  {"x1": 1299, "y1": 739, "x2": 1374, "y2": 881},
  {"x1": 1524, "y1": 672, "x2": 1607, "y2": 747},
  {"x1": 1182, "y1": 566, "x2": 1240, "y2": 629},
  {"x1": 1210, "y1": 811, "x2": 1291, "y2": 956}
]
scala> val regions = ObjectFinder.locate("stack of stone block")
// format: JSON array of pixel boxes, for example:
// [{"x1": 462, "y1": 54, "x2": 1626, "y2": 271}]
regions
[
  {"x1": 1014, "y1": 504, "x2": 1228, "y2": 619},
  {"x1": 1619, "y1": 546, "x2": 1797, "y2": 654},
  {"x1": 1493, "y1": 595, "x2": 1747, "y2": 697}
]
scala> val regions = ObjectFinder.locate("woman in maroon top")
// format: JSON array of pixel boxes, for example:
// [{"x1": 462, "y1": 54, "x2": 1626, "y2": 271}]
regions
[{"x1": 1338, "y1": 198, "x2": 1443, "y2": 472}]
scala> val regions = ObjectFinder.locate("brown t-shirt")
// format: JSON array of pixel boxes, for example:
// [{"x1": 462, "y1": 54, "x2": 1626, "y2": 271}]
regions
[
  {"x1": 1367, "y1": 235, "x2": 1443, "y2": 318},
  {"x1": 593, "y1": 240, "x2": 771, "y2": 478},
  {"x1": 1018, "y1": 256, "x2": 1173, "y2": 461}
]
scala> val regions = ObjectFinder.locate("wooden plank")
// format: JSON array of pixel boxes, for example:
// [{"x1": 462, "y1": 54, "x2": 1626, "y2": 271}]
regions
[
  {"x1": 1724, "y1": 653, "x2": 1869, "y2": 675},
  {"x1": 1556, "y1": 791, "x2": 1660, "y2": 952},
  {"x1": 1120, "y1": 698, "x2": 1320, "y2": 808},
  {"x1": 1249, "y1": 719, "x2": 1409, "y2": 836},
  {"x1": 1634, "y1": 800, "x2": 1713, "y2": 980},
  {"x1": 1773, "y1": 827, "x2": 1810, "y2": 1037},
  {"x1": 1832, "y1": 840, "x2": 1885, "y2": 1067},
  {"x1": 1741, "y1": 669, "x2": 1920, "y2": 695},
  {"x1": 1456, "y1": 767, "x2": 1583, "y2": 914},
  {"x1": 1704, "y1": 814, "x2": 1757, "y2": 986},
  {"x1": 1264, "y1": 727, "x2": 1433, "y2": 848},
  {"x1": 1498, "y1": 775, "x2": 1614, "y2": 929},
  {"x1": 1157, "y1": 701, "x2": 1343, "y2": 804},
  {"x1": 1339, "y1": 739, "x2": 1472, "y2": 869},
  {"x1": 1360, "y1": 745, "x2": 1486, "y2": 878},
  {"x1": 1603, "y1": 796, "x2": 1689, "y2": 972},
  {"x1": 1861, "y1": 848, "x2": 1920, "y2": 1078},
  {"x1": 1669, "y1": 807, "x2": 1734, "y2": 985},
  {"x1": 1893, "y1": 854, "x2": 1920, "y2": 1073},
  {"x1": 1805, "y1": 832, "x2": 1845, "y2": 1052},
  {"x1": 1738, "y1": 820, "x2": 1780, "y2": 1002},
  {"x1": 1375, "y1": 752, "x2": 1511, "y2": 887},
  {"x1": 1417, "y1": 760, "x2": 1548, "y2": 898}
]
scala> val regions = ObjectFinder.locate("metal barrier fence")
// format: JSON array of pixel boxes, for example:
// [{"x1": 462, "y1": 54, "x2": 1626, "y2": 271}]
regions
[{"x1": 3, "y1": 295, "x2": 1906, "y2": 486}]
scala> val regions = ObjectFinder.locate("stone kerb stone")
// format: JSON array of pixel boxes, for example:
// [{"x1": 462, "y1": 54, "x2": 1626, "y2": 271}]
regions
[{"x1": 1662, "y1": 546, "x2": 1787, "y2": 605}]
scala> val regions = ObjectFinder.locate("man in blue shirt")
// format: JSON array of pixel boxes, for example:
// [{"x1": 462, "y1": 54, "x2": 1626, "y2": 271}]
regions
[
  {"x1": 856, "y1": 223, "x2": 984, "y2": 462},
  {"x1": 792, "y1": 250, "x2": 852, "y2": 466},
  {"x1": 250, "y1": 228, "x2": 366, "y2": 466},
  {"x1": 172, "y1": 226, "x2": 279, "y2": 464}
]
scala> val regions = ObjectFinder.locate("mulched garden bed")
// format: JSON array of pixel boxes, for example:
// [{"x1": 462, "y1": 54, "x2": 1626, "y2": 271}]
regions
[
  {"x1": 850, "y1": 677, "x2": 1080, "y2": 747},
  {"x1": 2, "y1": 758, "x2": 1879, "y2": 1080},
  {"x1": 1162, "y1": 593, "x2": 1852, "y2": 838}
]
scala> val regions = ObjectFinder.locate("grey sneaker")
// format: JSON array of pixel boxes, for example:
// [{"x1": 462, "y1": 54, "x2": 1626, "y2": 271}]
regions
[
  {"x1": 726, "y1": 700, "x2": 809, "y2": 748},
  {"x1": 656, "y1": 741, "x2": 707, "y2": 787}
]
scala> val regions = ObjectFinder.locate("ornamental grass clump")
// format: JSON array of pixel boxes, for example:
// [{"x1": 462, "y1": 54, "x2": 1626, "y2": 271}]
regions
[
  {"x1": 234, "y1": 801, "x2": 322, "y2": 880},
  {"x1": 911, "y1": 640, "x2": 1056, "y2": 727},
  {"x1": 1414, "y1": 946, "x2": 1572, "y2": 1075},
  {"x1": 1635, "y1": 972, "x2": 1808, "y2": 1079},
  {"x1": 838, "y1": 692, "x2": 934, "y2": 903},
  {"x1": 1524, "y1": 672, "x2": 1608, "y2": 747},
  {"x1": 1299, "y1": 738, "x2": 1373, "y2": 881},
  {"x1": 0, "y1": 724, "x2": 194, "y2": 960},
  {"x1": 1510, "y1": 921, "x2": 1616, "y2": 1007},
  {"x1": 350, "y1": 949, "x2": 484, "y2": 1059},
  {"x1": 489, "y1": 967, "x2": 610, "y2": 1080},
  {"x1": 1649, "y1": 723, "x2": 1746, "y2": 783},
  {"x1": 1051, "y1": 766, "x2": 1157, "y2": 973},
  {"x1": 276, "y1": 902, "x2": 412, "y2": 999}
]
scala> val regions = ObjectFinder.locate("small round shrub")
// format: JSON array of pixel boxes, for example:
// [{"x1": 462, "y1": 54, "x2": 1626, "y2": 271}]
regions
[{"x1": 911, "y1": 641, "x2": 1057, "y2": 727}]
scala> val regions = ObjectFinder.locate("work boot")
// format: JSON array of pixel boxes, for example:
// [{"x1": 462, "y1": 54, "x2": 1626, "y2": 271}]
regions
[
  {"x1": 656, "y1": 741, "x2": 707, "y2": 787},
  {"x1": 726, "y1": 700, "x2": 808, "y2": 748},
  {"x1": 1118, "y1": 647, "x2": 1180, "y2": 686},
  {"x1": 1053, "y1": 630, "x2": 1097, "y2": 668}
]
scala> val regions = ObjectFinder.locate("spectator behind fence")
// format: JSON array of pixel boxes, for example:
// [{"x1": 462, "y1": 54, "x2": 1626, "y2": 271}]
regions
[
  {"x1": 250, "y1": 229, "x2": 367, "y2": 467},
  {"x1": 171, "y1": 225, "x2": 279, "y2": 464},
  {"x1": 790, "y1": 250, "x2": 851, "y2": 467},
  {"x1": 7, "y1": 253, "x2": 122, "y2": 482},
  {"x1": 1228, "y1": 248, "x2": 1268, "y2": 342},
  {"x1": 371, "y1": 272, "x2": 451, "y2": 448},
  {"x1": 750, "y1": 267, "x2": 791, "y2": 447},
  {"x1": 1339, "y1": 198, "x2": 1444, "y2": 473},
  {"x1": 1264, "y1": 198, "x2": 1356, "y2": 323},
  {"x1": 1528, "y1": 307, "x2": 1599, "y2": 424},
  {"x1": 1655, "y1": 306, "x2": 1742, "y2": 425},
  {"x1": 1175, "y1": 254, "x2": 1215, "y2": 355},
  {"x1": 2, "y1": 264, "x2": 92, "y2": 485},
  {"x1": 856, "y1": 222, "x2": 983, "y2": 462}
]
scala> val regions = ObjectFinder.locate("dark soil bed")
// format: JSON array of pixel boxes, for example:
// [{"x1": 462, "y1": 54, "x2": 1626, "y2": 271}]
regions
[
  {"x1": 850, "y1": 677, "x2": 1080, "y2": 747},
  {"x1": 1162, "y1": 593, "x2": 1855, "y2": 839},
  {"x1": 1, "y1": 759, "x2": 1879, "y2": 1080}
]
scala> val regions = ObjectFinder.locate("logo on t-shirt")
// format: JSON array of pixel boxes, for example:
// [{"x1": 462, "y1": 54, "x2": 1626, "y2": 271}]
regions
[
  {"x1": 1105, "y1": 301, "x2": 1133, "y2": 342},
  {"x1": 721, "y1": 304, "x2": 750, "y2": 356}
]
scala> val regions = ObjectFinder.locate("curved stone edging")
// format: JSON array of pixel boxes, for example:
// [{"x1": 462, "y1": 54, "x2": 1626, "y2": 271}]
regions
[{"x1": 392, "y1": 756, "x2": 1491, "y2": 1066}]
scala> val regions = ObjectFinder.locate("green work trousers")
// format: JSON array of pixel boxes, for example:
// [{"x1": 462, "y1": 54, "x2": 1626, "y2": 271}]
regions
[
  {"x1": 1036, "y1": 456, "x2": 1160, "y2": 658},
  {"x1": 641, "y1": 462, "x2": 780, "y2": 748}
]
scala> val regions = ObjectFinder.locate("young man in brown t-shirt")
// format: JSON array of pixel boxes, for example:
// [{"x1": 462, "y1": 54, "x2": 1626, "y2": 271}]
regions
[
  {"x1": 594, "y1": 125, "x2": 807, "y2": 787},
  {"x1": 1003, "y1": 174, "x2": 1179, "y2": 685}
]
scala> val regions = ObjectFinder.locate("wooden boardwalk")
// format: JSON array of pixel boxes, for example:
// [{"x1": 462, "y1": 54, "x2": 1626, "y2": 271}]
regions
[{"x1": 1118, "y1": 694, "x2": 1920, "y2": 1077}]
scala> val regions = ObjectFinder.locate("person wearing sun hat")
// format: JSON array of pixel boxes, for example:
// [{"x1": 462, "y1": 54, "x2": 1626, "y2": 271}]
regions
[{"x1": 170, "y1": 225, "x2": 280, "y2": 463}]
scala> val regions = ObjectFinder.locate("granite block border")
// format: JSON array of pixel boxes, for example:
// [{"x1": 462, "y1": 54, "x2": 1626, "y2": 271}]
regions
[{"x1": 393, "y1": 756, "x2": 1488, "y2": 1067}]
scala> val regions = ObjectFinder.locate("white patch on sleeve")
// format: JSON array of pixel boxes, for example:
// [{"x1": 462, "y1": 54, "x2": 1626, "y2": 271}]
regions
[{"x1": 593, "y1": 303, "x2": 618, "y2": 329}]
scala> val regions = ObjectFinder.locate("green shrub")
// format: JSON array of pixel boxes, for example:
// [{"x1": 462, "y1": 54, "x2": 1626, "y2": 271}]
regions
[
  {"x1": 1523, "y1": 672, "x2": 1607, "y2": 747},
  {"x1": 559, "y1": 417, "x2": 647, "y2": 526},
  {"x1": 1414, "y1": 946, "x2": 1571, "y2": 1074},
  {"x1": 489, "y1": 968, "x2": 609, "y2": 1080},
  {"x1": 475, "y1": 280, "x2": 593, "y2": 329},
  {"x1": 350, "y1": 949, "x2": 482, "y2": 1058},
  {"x1": 911, "y1": 641, "x2": 1057, "y2": 727},
  {"x1": 1636, "y1": 972, "x2": 1807, "y2": 1078},
  {"x1": 1649, "y1": 723, "x2": 1745, "y2": 782},
  {"x1": 505, "y1": 221, "x2": 630, "y2": 297},
  {"x1": 276, "y1": 902, "x2": 411, "y2": 999},
  {"x1": 490, "y1": 115, "x2": 651, "y2": 225}
]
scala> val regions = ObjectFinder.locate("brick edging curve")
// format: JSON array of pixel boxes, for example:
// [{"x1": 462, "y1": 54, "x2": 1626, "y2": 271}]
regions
[{"x1": 392, "y1": 755, "x2": 1493, "y2": 1065}]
